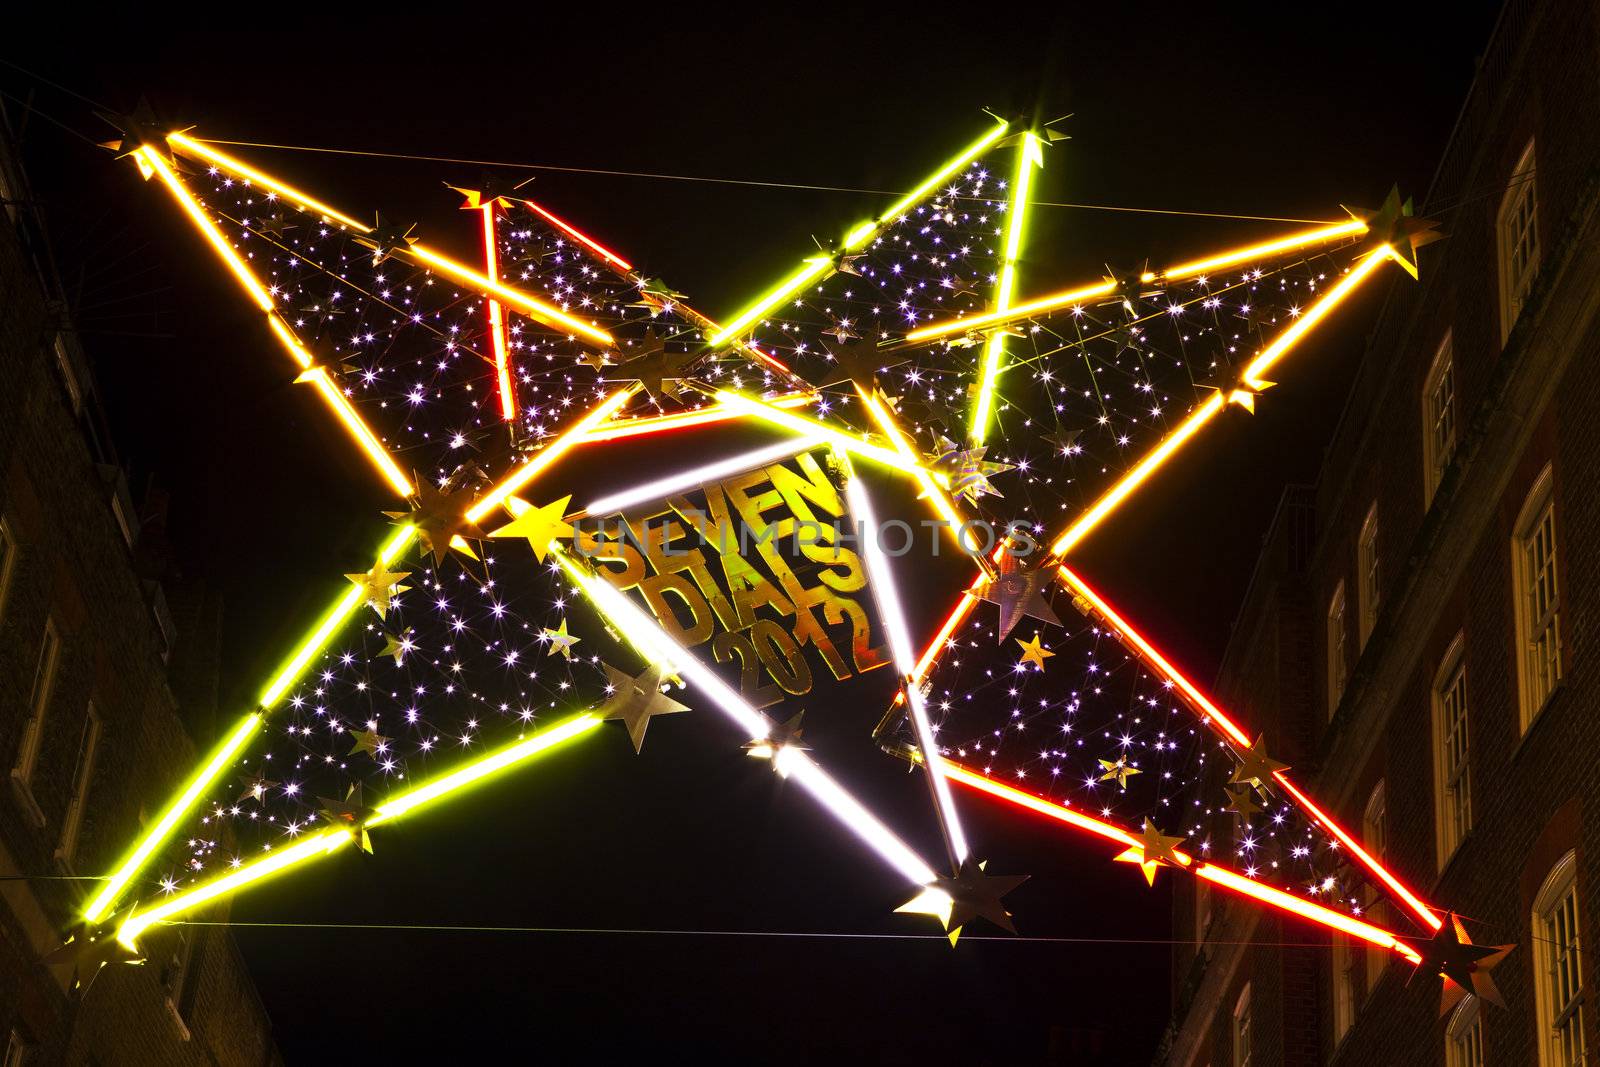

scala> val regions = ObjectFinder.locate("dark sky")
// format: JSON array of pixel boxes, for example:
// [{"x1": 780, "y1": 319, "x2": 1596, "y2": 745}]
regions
[{"x1": 6, "y1": 8, "x2": 1501, "y2": 1063}]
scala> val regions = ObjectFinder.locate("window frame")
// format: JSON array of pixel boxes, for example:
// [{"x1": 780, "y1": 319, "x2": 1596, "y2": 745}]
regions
[
  {"x1": 1231, "y1": 982, "x2": 1252, "y2": 1067},
  {"x1": 1422, "y1": 333, "x2": 1456, "y2": 505},
  {"x1": 1362, "y1": 781, "x2": 1390, "y2": 986},
  {"x1": 11, "y1": 617, "x2": 62, "y2": 825},
  {"x1": 54, "y1": 701, "x2": 101, "y2": 871},
  {"x1": 1445, "y1": 995, "x2": 1483, "y2": 1067},
  {"x1": 1327, "y1": 581, "x2": 1348, "y2": 719},
  {"x1": 1497, "y1": 139, "x2": 1540, "y2": 341},
  {"x1": 1533, "y1": 850, "x2": 1584, "y2": 1067},
  {"x1": 1512, "y1": 463, "x2": 1562, "y2": 731},
  {"x1": 1331, "y1": 934, "x2": 1356, "y2": 1045},
  {"x1": 1431, "y1": 634, "x2": 1472, "y2": 868},
  {"x1": 1357, "y1": 504, "x2": 1380, "y2": 648},
  {"x1": 0, "y1": 515, "x2": 16, "y2": 624}
]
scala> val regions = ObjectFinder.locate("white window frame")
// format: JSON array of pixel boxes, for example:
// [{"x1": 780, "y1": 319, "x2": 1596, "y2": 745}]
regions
[
  {"x1": 1513, "y1": 464, "x2": 1561, "y2": 731},
  {"x1": 1422, "y1": 333, "x2": 1456, "y2": 505},
  {"x1": 1445, "y1": 996, "x2": 1483, "y2": 1067},
  {"x1": 1232, "y1": 982, "x2": 1252, "y2": 1067},
  {"x1": 1498, "y1": 139, "x2": 1540, "y2": 341},
  {"x1": 1362, "y1": 781, "x2": 1390, "y2": 985},
  {"x1": 1432, "y1": 635, "x2": 1472, "y2": 868},
  {"x1": 1534, "y1": 850, "x2": 1584, "y2": 1067},
  {"x1": 11, "y1": 618, "x2": 61, "y2": 825},
  {"x1": 54, "y1": 701, "x2": 101, "y2": 871},
  {"x1": 1358, "y1": 504, "x2": 1380, "y2": 647},
  {"x1": 1327, "y1": 581, "x2": 1348, "y2": 719},
  {"x1": 0, "y1": 516, "x2": 16, "y2": 624}
]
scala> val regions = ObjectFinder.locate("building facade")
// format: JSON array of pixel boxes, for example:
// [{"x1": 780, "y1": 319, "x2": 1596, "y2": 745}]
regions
[
  {"x1": 1162, "y1": 0, "x2": 1600, "y2": 1063},
  {"x1": 0, "y1": 110, "x2": 280, "y2": 1063}
]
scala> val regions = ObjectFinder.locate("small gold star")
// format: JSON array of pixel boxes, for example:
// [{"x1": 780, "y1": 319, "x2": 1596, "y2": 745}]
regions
[
  {"x1": 344, "y1": 561, "x2": 411, "y2": 619},
  {"x1": 1114, "y1": 819, "x2": 1186, "y2": 886},
  {"x1": 489, "y1": 495, "x2": 574, "y2": 562},
  {"x1": 543, "y1": 619, "x2": 580, "y2": 658},
  {"x1": 1015, "y1": 633, "x2": 1055, "y2": 670},
  {"x1": 1098, "y1": 757, "x2": 1141, "y2": 789}
]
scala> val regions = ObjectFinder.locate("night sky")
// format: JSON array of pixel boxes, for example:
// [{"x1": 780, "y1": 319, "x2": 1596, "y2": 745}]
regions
[{"x1": 6, "y1": 9, "x2": 1500, "y2": 1062}]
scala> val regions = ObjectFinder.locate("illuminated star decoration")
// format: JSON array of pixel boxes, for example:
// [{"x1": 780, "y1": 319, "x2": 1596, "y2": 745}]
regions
[
  {"x1": 344, "y1": 561, "x2": 411, "y2": 620},
  {"x1": 378, "y1": 628, "x2": 413, "y2": 666},
  {"x1": 1097, "y1": 757, "x2": 1140, "y2": 789},
  {"x1": 603, "y1": 328, "x2": 702, "y2": 398},
  {"x1": 1343, "y1": 185, "x2": 1444, "y2": 280},
  {"x1": 384, "y1": 477, "x2": 484, "y2": 566},
  {"x1": 1015, "y1": 633, "x2": 1054, "y2": 670},
  {"x1": 1115, "y1": 819, "x2": 1186, "y2": 886},
  {"x1": 1228, "y1": 734, "x2": 1289, "y2": 793},
  {"x1": 542, "y1": 619, "x2": 580, "y2": 659},
  {"x1": 488, "y1": 496, "x2": 575, "y2": 563},
  {"x1": 928, "y1": 438, "x2": 1014, "y2": 503},
  {"x1": 238, "y1": 768, "x2": 278, "y2": 802},
  {"x1": 981, "y1": 552, "x2": 1061, "y2": 642},
  {"x1": 595, "y1": 663, "x2": 691, "y2": 754},
  {"x1": 1398, "y1": 912, "x2": 1513, "y2": 1014},
  {"x1": 1223, "y1": 782, "x2": 1264, "y2": 822},
  {"x1": 814, "y1": 337, "x2": 911, "y2": 391},
  {"x1": 743, "y1": 709, "x2": 808, "y2": 761},
  {"x1": 446, "y1": 174, "x2": 531, "y2": 211},
  {"x1": 94, "y1": 96, "x2": 183, "y2": 164},
  {"x1": 348, "y1": 727, "x2": 391, "y2": 759},
  {"x1": 354, "y1": 214, "x2": 418, "y2": 266},
  {"x1": 316, "y1": 783, "x2": 378, "y2": 854},
  {"x1": 897, "y1": 857, "x2": 1029, "y2": 945},
  {"x1": 42, "y1": 908, "x2": 145, "y2": 991}
]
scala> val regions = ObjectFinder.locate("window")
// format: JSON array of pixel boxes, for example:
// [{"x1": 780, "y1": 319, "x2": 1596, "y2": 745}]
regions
[
  {"x1": 1423, "y1": 334, "x2": 1456, "y2": 504},
  {"x1": 1432, "y1": 636, "x2": 1472, "y2": 867},
  {"x1": 1498, "y1": 140, "x2": 1540, "y2": 338},
  {"x1": 12, "y1": 619, "x2": 61, "y2": 820},
  {"x1": 1232, "y1": 983, "x2": 1252, "y2": 1067},
  {"x1": 55, "y1": 703, "x2": 101, "y2": 870},
  {"x1": 52, "y1": 334, "x2": 84, "y2": 416},
  {"x1": 1362, "y1": 782, "x2": 1390, "y2": 984},
  {"x1": 1326, "y1": 582, "x2": 1348, "y2": 718},
  {"x1": 160, "y1": 924, "x2": 206, "y2": 1039},
  {"x1": 4, "y1": 1027, "x2": 35, "y2": 1067},
  {"x1": 1446, "y1": 997, "x2": 1484, "y2": 1067},
  {"x1": 1513, "y1": 464, "x2": 1561, "y2": 729},
  {"x1": 1534, "y1": 850, "x2": 1584, "y2": 1066},
  {"x1": 1331, "y1": 934, "x2": 1356, "y2": 1044},
  {"x1": 1358, "y1": 504, "x2": 1380, "y2": 647},
  {"x1": 0, "y1": 516, "x2": 15, "y2": 623}
]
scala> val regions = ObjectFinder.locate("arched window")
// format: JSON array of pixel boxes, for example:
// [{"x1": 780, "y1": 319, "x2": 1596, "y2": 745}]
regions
[
  {"x1": 1431, "y1": 634, "x2": 1472, "y2": 866},
  {"x1": 1512, "y1": 463, "x2": 1561, "y2": 730},
  {"x1": 1445, "y1": 995, "x2": 1483, "y2": 1067},
  {"x1": 1497, "y1": 139, "x2": 1539, "y2": 339},
  {"x1": 1533, "y1": 850, "x2": 1583, "y2": 1065}
]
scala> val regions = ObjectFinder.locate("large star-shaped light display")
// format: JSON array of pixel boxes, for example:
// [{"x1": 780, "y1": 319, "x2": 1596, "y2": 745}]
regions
[{"x1": 73, "y1": 114, "x2": 1481, "y2": 1005}]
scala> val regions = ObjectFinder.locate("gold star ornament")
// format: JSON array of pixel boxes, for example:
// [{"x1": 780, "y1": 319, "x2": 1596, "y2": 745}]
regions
[
  {"x1": 490, "y1": 495, "x2": 575, "y2": 562},
  {"x1": 1114, "y1": 819, "x2": 1186, "y2": 886}
]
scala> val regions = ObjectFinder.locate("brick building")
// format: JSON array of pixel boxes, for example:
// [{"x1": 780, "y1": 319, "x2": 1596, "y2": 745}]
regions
[
  {"x1": 1161, "y1": 1, "x2": 1600, "y2": 1064},
  {"x1": 0, "y1": 109, "x2": 280, "y2": 1063}
]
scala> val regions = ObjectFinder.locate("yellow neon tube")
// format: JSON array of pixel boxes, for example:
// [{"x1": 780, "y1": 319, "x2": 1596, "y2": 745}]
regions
[
  {"x1": 708, "y1": 119, "x2": 1009, "y2": 346},
  {"x1": 84, "y1": 713, "x2": 265, "y2": 923},
  {"x1": 711, "y1": 392, "x2": 918, "y2": 471},
  {"x1": 116, "y1": 714, "x2": 601, "y2": 947},
  {"x1": 467, "y1": 387, "x2": 638, "y2": 522},
  {"x1": 577, "y1": 393, "x2": 811, "y2": 443},
  {"x1": 1047, "y1": 392, "x2": 1225, "y2": 559},
  {"x1": 168, "y1": 133, "x2": 614, "y2": 348},
  {"x1": 855, "y1": 387, "x2": 976, "y2": 561},
  {"x1": 906, "y1": 219, "x2": 1368, "y2": 344},
  {"x1": 1242, "y1": 248, "x2": 1389, "y2": 388},
  {"x1": 140, "y1": 146, "x2": 412, "y2": 497},
  {"x1": 142, "y1": 149, "x2": 273, "y2": 310},
  {"x1": 970, "y1": 134, "x2": 1040, "y2": 444}
]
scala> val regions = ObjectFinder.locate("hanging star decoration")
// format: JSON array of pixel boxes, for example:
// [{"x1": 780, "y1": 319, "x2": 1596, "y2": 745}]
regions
[
  {"x1": 347, "y1": 727, "x2": 391, "y2": 759},
  {"x1": 1100, "y1": 260, "x2": 1161, "y2": 314},
  {"x1": 446, "y1": 174, "x2": 531, "y2": 211},
  {"x1": 42, "y1": 908, "x2": 145, "y2": 991},
  {"x1": 316, "y1": 783, "x2": 378, "y2": 853},
  {"x1": 1015, "y1": 633, "x2": 1054, "y2": 670},
  {"x1": 488, "y1": 495, "x2": 574, "y2": 562},
  {"x1": 238, "y1": 768, "x2": 278, "y2": 802},
  {"x1": 744, "y1": 709, "x2": 809, "y2": 762},
  {"x1": 595, "y1": 663, "x2": 691, "y2": 754},
  {"x1": 1343, "y1": 185, "x2": 1443, "y2": 280},
  {"x1": 603, "y1": 328, "x2": 702, "y2": 398},
  {"x1": 815, "y1": 337, "x2": 910, "y2": 391},
  {"x1": 354, "y1": 214, "x2": 418, "y2": 266},
  {"x1": 94, "y1": 97, "x2": 184, "y2": 164},
  {"x1": 1043, "y1": 427, "x2": 1081, "y2": 455},
  {"x1": 384, "y1": 477, "x2": 483, "y2": 566},
  {"x1": 378, "y1": 628, "x2": 413, "y2": 666},
  {"x1": 928, "y1": 438, "x2": 1015, "y2": 503},
  {"x1": 981, "y1": 551, "x2": 1061, "y2": 642},
  {"x1": 1399, "y1": 912, "x2": 1513, "y2": 1014},
  {"x1": 1115, "y1": 819, "x2": 1186, "y2": 886},
  {"x1": 543, "y1": 618, "x2": 580, "y2": 659},
  {"x1": 1097, "y1": 757, "x2": 1141, "y2": 789},
  {"x1": 344, "y1": 561, "x2": 411, "y2": 620},
  {"x1": 898, "y1": 857, "x2": 1029, "y2": 945},
  {"x1": 1223, "y1": 781, "x2": 1264, "y2": 822},
  {"x1": 1228, "y1": 734, "x2": 1288, "y2": 793}
]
